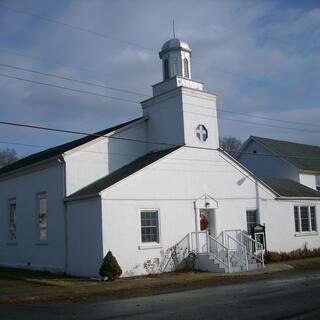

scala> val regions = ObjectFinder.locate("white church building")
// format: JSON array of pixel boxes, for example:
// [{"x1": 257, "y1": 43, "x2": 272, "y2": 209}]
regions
[{"x1": 1, "y1": 38, "x2": 320, "y2": 277}]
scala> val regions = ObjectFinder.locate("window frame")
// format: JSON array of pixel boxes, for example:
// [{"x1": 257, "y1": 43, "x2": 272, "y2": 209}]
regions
[
  {"x1": 183, "y1": 58, "x2": 189, "y2": 78},
  {"x1": 35, "y1": 192, "x2": 48, "y2": 244},
  {"x1": 139, "y1": 209, "x2": 161, "y2": 249},
  {"x1": 7, "y1": 198, "x2": 17, "y2": 244},
  {"x1": 246, "y1": 209, "x2": 258, "y2": 234},
  {"x1": 164, "y1": 59, "x2": 169, "y2": 80},
  {"x1": 293, "y1": 205, "x2": 317, "y2": 234}
]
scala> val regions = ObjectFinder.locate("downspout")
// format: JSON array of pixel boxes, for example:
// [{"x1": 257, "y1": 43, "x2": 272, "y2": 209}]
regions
[
  {"x1": 58, "y1": 156, "x2": 68, "y2": 274},
  {"x1": 193, "y1": 201, "x2": 198, "y2": 253}
]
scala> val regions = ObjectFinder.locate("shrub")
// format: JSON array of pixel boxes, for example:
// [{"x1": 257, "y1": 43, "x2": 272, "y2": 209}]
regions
[
  {"x1": 265, "y1": 247, "x2": 320, "y2": 263},
  {"x1": 99, "y1": 251, "x2": 122, "y2": 280}
]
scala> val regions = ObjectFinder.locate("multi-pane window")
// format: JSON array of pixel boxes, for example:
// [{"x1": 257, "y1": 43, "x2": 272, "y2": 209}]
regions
[
  {"x1": 8, "y1": 200, "x2": 16, "y2": 241},
  {"x1": 37, "y1": 194, "x2": 47, "y2": 241},
  {"x1": 294, "y1": 206, "x2": 317, "y2": 233},
  {"x1": 246, "y1": 209, "x2": 257, "y2": 234},
  {"x1": 140, "y1": 210, "x2": 159, "y2": 243}
]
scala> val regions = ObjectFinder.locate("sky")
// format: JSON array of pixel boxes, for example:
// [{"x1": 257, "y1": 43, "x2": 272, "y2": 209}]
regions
[{"x1": 0, "y1": 0, "x2": 319, "y2": 156}]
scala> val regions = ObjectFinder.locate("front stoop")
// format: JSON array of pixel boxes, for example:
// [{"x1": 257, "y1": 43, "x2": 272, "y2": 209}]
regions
[{"x1": 195, "y1": 254, "x2": 263, "y2": 273}]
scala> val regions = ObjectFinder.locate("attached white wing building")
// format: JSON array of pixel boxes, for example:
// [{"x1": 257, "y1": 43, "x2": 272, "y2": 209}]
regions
[{"x1": 1, "y1": 39, "x2": 320, "y2": 277}]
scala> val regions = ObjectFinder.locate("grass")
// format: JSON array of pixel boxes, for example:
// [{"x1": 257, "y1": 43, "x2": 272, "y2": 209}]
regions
[
  {"x1": 0, "y1": 267, "x2": 97, "y2": 287},
  {"x1": 1, "y1": 257, "x2": 319, "y2": 304}
]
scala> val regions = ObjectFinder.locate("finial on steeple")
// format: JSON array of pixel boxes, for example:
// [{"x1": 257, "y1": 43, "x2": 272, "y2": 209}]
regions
[{"x1": 173, "y1": 19, "x2": 176, "y2": 39}]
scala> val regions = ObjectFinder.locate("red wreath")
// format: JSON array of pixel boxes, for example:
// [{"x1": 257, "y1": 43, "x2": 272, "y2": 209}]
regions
[{"x1": 200, "y1": 214, "x2": 209, "y2": 231}]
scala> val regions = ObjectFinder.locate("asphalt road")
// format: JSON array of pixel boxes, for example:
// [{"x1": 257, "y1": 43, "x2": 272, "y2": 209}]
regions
[{"x1": 2, "y1": 271, "x2": 320, "y2": 320}]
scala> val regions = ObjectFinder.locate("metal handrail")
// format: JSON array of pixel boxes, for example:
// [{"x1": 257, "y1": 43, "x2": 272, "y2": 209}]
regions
[
  {"x1": 206, "y1": 233, "x2": 230, "y2": 272},
  {"x1": 238, "y1": 231, "x2": 264, "y2": 266},
  {"x1": 227, "y1": 235, "x2": 248, "y2": 271}
]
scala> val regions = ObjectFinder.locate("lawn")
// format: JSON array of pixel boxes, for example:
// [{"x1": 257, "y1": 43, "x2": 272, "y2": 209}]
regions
[
  {"x1": 1, "y1": 257, "x2": 319, "y2": 304},
  {"x1": 0, "y1": 267, "x2": 97, "y2": 287}
]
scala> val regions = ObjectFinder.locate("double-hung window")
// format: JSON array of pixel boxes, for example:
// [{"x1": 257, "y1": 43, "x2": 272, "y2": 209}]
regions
[
  {"x1": 294, "y1": 206, "x2": 317, "y2": 233},
  {"x1": 8, "y1": 199, "x2": 17, "y2": 242},
  {"x1": 140, "y1": 210, "x2": 159, "y2": 243},
  {"x1": 37, "y1": 193, "x2": 47, "y2": 242},
  {"x1": 246, "y1": 209, "x2": 257, "y2": 234}
]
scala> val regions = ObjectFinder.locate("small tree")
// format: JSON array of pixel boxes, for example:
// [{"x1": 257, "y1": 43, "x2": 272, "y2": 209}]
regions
[
  {"x1": 219, "y1": 136, "x2": 242, "y2": 157},
  {"x1": 99, "y1": 251, "x2": 122, "y2": 280},
  {"x1": 0, "y1": 148, "x2": 19, "y2": 168}
]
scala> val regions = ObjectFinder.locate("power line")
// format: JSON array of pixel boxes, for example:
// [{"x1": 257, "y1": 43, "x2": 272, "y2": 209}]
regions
[
  {"x1": 3, "y1": 0, "x2": 319, "y2": 104},
  {"x1": 0, "y1": 3, "x2": 156, "y2": 53},
  {"x1": 0, "y1": 73, "x2": 140, "y2": 105},
  {"x1": 1, "y1": 69, "x2": 320, "y2": 134},
  {"x1": 0, "y1": 63, "x2": 149, "y2": 97},
  {"x1": 217, "y1": 108, "x2": 320, "y2": 129},
  {"x1": 0, "y1": 120, "x2": 178, "y2": 148},
  {"x1": 0, "y1": 47, "x2": 150, "y2": 89},
  {"x1": 217, "y1": 115, "x2": 320, "y2": 134},
  {"x1": 1, "y1": 120, "x2": 320, "y2": 161}
]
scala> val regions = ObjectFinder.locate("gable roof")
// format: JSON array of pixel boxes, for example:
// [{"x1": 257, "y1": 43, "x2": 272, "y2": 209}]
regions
[
  {"x1": 261, "y1": 178, "x2": 320, "y2": 199},
  {"x1": 0, "y1": 117, "x2": 143, "y2": 176},
  {"x1": 66, "y1": 146, "x2": 181, "y2": 201},
  {"x1": 251, "y1": 136, "x2": 320, "y2": 172}
]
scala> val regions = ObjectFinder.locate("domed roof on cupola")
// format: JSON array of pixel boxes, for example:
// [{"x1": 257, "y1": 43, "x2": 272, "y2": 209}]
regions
[
  {"x1": 159, "y1": 38, "x2": 192, "y2": 58},
  {"x1": 161, "y1": 38, "x2": 191, "y2": 51}
]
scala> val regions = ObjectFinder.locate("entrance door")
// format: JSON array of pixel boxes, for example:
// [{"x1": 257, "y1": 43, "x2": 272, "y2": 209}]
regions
[{"x1": 199, "y1": 209, "x2": 216, "y2": 237}]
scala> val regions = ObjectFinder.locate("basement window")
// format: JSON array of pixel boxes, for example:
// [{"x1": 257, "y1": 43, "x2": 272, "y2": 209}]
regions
[{"x1": 294, "y1": 206, "x2": 317, "y2": 233}]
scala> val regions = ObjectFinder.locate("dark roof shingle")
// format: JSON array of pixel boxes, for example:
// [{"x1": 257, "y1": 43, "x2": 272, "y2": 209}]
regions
[
  {"x1": 0, "y1": 118, "x2": 143, "y2": 176},
  {"x1": 66, "y1": 146, "x2": 180, "y2": 200},
  {"x1": 252, "y1": 136, "x2": 320, "y2": 172},
  {"x1": 261, "y1": 178, "x2": 320, "y2": 198}
]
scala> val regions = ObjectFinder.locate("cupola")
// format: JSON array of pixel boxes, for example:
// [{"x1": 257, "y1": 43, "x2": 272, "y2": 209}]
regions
[{"x1": 159, "y1": 38, "x2": 192, "y2": 80}]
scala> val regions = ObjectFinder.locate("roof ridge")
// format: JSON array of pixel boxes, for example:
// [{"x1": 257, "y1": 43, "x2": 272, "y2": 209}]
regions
[
  {"x1": 252, "y1": 136, "x2": 320, "y2": 149},
  {"x1": 0, "y1": 117, "x2": 144, "y2": 176},
  {"x1": 66, "y1": 146, "x2": 181, "y2": 201}
]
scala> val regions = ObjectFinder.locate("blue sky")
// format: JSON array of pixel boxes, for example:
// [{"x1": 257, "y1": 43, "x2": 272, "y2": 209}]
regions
[{"x1": 0, "y1": 0, "x2": 319, "y2": 156}]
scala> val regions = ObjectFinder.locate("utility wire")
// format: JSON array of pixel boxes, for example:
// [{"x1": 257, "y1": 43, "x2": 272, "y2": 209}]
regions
[
  {"x1": 3, "y1": 0, "x2": 320, "y2": 103},
  {"x1": 1, "y1": 61, "x2": 319, "y2": 130},
  {"x1": 0, "y1": 3, "x2": 156, "y2": 53},
  {"x1": 0, "y1": 47, "x2": 150, "y2": 89},
  {"x1": 1, "y1": 68, "x2": 320, "y2": 135},
  {"x1": 0, "y1": 62, "x2": 149, "y2": 97},
  {"x1": 1, "y1": 120, "x2": 320, "y2": 161},
  {"x1": 0, "y1": 73, "x2": 140, "y2": 104}
]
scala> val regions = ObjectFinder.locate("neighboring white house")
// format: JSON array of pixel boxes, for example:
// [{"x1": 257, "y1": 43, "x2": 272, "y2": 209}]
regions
[
  {"x1": 1, "y1": 39, "x2": 320, "y2": 278},
  {"x1": 237, "y1": 136, "x2": 320, "y2": 191}
]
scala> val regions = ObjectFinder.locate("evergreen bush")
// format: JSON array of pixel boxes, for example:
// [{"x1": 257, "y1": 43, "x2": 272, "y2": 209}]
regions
[{"x1": 99, "y1": 251, "x2": 122, "y2": 280}]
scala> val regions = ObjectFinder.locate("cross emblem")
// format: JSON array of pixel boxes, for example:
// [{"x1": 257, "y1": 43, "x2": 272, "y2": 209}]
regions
[{"x1": 196, "y1": 124, "x2": 208, "y2": 142}]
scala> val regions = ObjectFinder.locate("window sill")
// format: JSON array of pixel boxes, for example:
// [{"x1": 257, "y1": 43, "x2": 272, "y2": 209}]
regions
[
  {"x1": 138, "y1": 243, "x2": 162, "y2": 250},
  {"x1": 34, "y1": 241, "x2": 48, "y2": 246},
  {"x1": 6, "y1": 241, "x2": 17, "y2": 246},
  {"x1": 294, "y1": 232, "x2": 319, "y2": 237}
]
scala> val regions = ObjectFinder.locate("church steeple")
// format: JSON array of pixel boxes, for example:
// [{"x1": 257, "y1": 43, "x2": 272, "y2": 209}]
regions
[
  {"x1": 152, "y1": 38, "x2": 203, "y2": 97},
  {"x1": 142, "y1": 38, "x2": 219, "y2": 151},
  {"x1": 159, "y1": 38, "x2": 192, "y2": 80}
]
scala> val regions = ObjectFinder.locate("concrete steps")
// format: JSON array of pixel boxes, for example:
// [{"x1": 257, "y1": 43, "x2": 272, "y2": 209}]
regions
[{"x1": 195, "y1": 253, "x2": 263, "y2": 273}]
